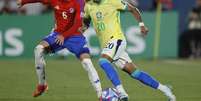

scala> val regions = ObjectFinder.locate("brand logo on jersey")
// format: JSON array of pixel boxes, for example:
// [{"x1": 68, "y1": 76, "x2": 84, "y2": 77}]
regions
[
  {"x1": 96, "y1": 11, "x2": 103, "y2": 20},
  {"x1": 69, "y1": 8, "x2": 75, "y2": 13}
]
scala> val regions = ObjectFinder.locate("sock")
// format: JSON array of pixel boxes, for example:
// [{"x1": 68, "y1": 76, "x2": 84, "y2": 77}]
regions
[
  {"x1": 99, "y1": 58, "x2": 121, "y2": 87},
  {"x1": 131, "y1": 69, "x2": 159, "y2": 89},
  {"x1": 158, "y1": 84, "x2": 168, "y2": 92},
  {"x1": 158, "y1": 84, "x2": 172, "y2": 95},
  {"x1": 81, "y1": 58, "x2": 102, "y2": 98},
  {"x1": 116, "y1": 85, "x2": 128, "y2": 97},
  {"x1": 158, "y1": 84, "x2": 175, "y2": 100},
  {"x1": 34, "y1": 45, "x2": 46, "y2": 85}
]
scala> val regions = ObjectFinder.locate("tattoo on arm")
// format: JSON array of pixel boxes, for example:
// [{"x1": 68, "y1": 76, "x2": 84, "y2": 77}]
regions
[{"x1": 126, "y1": 4, "x2": 142, "y2": 23}]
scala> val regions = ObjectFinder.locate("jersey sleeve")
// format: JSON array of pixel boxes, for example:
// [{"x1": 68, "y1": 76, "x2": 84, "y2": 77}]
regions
[{"x1": 113, "y1": 0, "x2": 127, "y2": 10}]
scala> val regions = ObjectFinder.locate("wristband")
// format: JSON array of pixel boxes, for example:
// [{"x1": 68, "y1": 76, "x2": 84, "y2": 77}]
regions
[{"x1": 139, "y1": 22, "x2": 145, "y2": 27}]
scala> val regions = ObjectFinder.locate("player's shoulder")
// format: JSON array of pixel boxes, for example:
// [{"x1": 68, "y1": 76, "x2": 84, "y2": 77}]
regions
[
  {"x1": 85, "y1": 0, "x2": 94, "y2": 10},
  {"x1": 85, "y1": 0, "x2": 93, "y2": 5},
  {"x1": 109, "y1": 0, "x2": 123, "y2": 3},
  {"x1": 107, "y1": 0, "x2": 125, "y2": 6}
]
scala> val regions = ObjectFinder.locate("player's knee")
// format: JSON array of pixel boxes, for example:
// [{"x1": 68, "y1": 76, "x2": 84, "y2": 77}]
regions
[
  {"x1": 34, "y1": 45, "x2": 46, "y2": 67},
  {"x1": 34, "y1": 45, "x2": 45, "y2": 56},
  {"x1": 131, "y1": 69, "x2": 142, "y2": 78},
  {"x1": 79, "y1": 53, "x2": 90, "y2": 61},
  {"x1": 98, "y1": 58, "x2": 110, "y2": 67},
  {"x1": 81, "y1": 58, "x2": 92, "y2": 71},
  {"x1": 76, "y1": 48, "x2": 90, "y2": 59}
]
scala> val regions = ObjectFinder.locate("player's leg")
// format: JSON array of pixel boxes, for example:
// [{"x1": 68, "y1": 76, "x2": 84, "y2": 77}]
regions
[
  {"x1": 125, "y1": 62, "x2": 176, "y2": 101},
  {"x1": 33, "y1": 41, "x2": 49, "y2": 97},
  {"x1": 114, "y1": 53, "x2": 176, "y2": 101},
  {"x1": 63, "y1": 35, "x2": 102, "y2": 99},
  {"x1": 99, "y1": 39, "x2": 128, "y2": 101},
  {"x1": 80, "y1": 53, "x2": 102, "y2": 99},
  {"x1": 34, "y1": 41, "x2": 49, "y2": 85},
  {"x1": 33, "y1": 31, "x2": 62, "y2": 97}
]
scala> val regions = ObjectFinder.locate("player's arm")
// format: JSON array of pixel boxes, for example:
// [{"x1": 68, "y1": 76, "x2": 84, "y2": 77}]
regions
[
  {"x1": 122, "y1": 0, "x2": 142, "y2": 23},
  {"x1": 79, "y1": 3, "x2": 91, "y2": 33},
  {"x1": 128, "y1": 5, "x2": 148, "y2": 37},
  {"x1": 79, "y1": 16, "x2": 91, "y2": 33},
  {"x1": 121, "y1": 0, "x2": 148, "y2": 37},
  {"x1": 17, "y1": 0, "x2": 49, "y2": 7}
]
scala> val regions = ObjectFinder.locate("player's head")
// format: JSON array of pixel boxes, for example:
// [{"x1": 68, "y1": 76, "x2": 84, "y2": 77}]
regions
[
  {"x1": 197, "y1": 0, "x2": 201, "y2": 7},
  {"x1": 93, "y1": 0, "x2": 101, "y2": 4}
]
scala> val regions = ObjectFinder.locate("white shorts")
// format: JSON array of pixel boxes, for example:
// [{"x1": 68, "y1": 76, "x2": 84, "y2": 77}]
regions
[{"x1": 101, "y1": 39, "x2": 132, "y2": 69}]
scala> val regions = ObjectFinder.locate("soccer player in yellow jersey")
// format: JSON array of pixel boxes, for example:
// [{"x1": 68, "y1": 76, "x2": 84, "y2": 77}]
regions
[{"x1": 82, "y1": 0, "x2": 176, "y2": 101}]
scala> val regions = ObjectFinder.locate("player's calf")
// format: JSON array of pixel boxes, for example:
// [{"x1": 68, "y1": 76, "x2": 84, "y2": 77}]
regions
[
  {"x1": 99, "y1": 58, "x2": 121, "y2": 87},
  {"x1": 34, "y1": 45, "x2": 47, "y2": 85},
  {"x1": 121, "y1": 63, "x2": 176, "y2": 101},
  {"x1": 99, "y1": 58, "x2": 128, "y2": 100},
  {"x1": 81, "y1": 57, "x2": 102, "y2": 98}
]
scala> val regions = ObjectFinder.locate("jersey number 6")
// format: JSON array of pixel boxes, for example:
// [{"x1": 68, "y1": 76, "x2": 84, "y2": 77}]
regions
[{"x1": 62, "y1": 11, "x2": 68, "y2": 19}]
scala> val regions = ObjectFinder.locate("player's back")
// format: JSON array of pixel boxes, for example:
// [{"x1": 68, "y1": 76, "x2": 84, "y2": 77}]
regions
[
  {"x1": 51, "y1": 0, "x2": 83, "y2": 37},
  {"x1": 85, "y1": 0, "x2": 126, "y2": 47}
]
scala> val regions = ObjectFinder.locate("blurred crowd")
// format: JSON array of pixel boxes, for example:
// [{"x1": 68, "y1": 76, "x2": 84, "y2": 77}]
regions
[
  {"x1": 180, "y1": 0, "x2": 201, "y2": 59},
  {"x1": 150, "y1": 0, "x2": 173, "y2": 11},
  {"x1": 0, "y1": 0, "x2": 51, "y2": 15},
  {"x1": 1, "y1": 0, "x2": 201, "y2": 59},
  {"x1": 0, "y1": 0, "x2": 174, "y2": 15}
]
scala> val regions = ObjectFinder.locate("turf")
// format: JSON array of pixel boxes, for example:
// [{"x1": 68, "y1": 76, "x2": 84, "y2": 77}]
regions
[{"x1": 0, "y1": 58, "x2": 201, "y2": 101}]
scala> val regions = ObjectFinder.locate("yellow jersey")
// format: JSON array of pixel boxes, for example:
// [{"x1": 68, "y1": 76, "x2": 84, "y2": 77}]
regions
[{"x1": 84, "y1": 0, "x2": 127, "y2": 48}]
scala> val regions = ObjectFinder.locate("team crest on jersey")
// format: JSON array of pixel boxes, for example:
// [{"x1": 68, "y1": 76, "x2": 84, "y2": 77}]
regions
[
  {"x1": 69, "y1": 8, "x2": 75, "y2": 13},
  {"x1": 96, "y1": 11, "x2": 103, "y2": 20}
]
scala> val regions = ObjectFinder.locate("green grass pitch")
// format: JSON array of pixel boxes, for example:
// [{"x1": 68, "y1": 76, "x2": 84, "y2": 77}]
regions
[{"x1": 0, "y1": 58, "x2": 201, "y2": 101}]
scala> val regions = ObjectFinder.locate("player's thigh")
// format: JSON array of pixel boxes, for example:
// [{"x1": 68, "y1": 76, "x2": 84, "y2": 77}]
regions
[
  {"x1": 113, "y1": 51, "x2": 132, "y2": 69},
  {"x1": 101, "y1": 39, "x2": 126, "y2": 60},
  {"x1": 64, "y1": 35, "x2": 90, "y2": 59},
  {"x1": 43, "y1": 31, "x2": 64, "y2": 53}
]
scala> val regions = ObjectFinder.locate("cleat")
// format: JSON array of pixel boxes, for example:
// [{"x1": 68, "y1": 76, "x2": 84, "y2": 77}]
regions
[
  {"x1": 164, "y1": 85, "x2": 176, "y2": 101},
  {"x1": 32, "y1": 84, "x2": 48, "y2": 97},
  {"x1": 119, "y1": 97, "x2": 128, "y2": 101},
  {"x1": 119, "y1": 94, "x2": 128, "y2": 101},
  {"x1": 99, "y1": 97, "x2": 102, "y2": 101}
]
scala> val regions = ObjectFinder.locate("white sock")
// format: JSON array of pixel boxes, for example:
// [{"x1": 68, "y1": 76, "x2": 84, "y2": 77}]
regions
[
  {"x1": 158, "y1": 83, "x2": 170, "y2": 93},
  {"x1": 158, "y1": 83, "x2": 174, "y2": 96},
  {"x1": 158, "y1": 84, "x2": 176, "y2": 101},
  {"x1": 81, "y1": 58, "x2": 102, "y2": 98},
  {"x1": 34, "y1": 45, "x2": 46, "y2": 85},
  {"x1": 116, "y1": 85, "x2": 128, "y2": 97}
]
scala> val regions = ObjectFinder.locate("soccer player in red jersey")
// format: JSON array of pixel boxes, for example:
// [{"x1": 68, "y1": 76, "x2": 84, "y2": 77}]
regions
[{"x1": 17, "y1": 0, "x2": 102, "y2": 99}]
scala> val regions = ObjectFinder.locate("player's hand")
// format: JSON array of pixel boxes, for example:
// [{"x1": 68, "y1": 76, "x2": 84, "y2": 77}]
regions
[
  {"x1": 78, "y1": 26, "x2": 88, "y2": 33},
  {"x1": 140, "y1": 26, "x2": 149, "y2": 37},
  {"x1": 17, "y1": 0, "x2": 22, "y2": 8},
  {"x1": 55, "y1": 34, "x2": 64, "y2": 46}
]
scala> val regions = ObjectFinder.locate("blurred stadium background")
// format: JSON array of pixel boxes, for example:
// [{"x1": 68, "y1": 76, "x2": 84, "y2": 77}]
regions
[{"x1": 0, "y1": 0, "x2": 201, "y2": 101}]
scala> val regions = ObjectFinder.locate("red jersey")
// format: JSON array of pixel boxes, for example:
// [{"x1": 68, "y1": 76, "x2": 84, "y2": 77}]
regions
[{"x1": 21, "y1": 0, "x2": 84, "y2": 38}]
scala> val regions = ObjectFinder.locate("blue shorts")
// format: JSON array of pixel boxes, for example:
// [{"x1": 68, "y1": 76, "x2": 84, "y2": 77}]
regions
[{"x1": 43, "y1": 32, "x2": 90, "y2": 58}]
